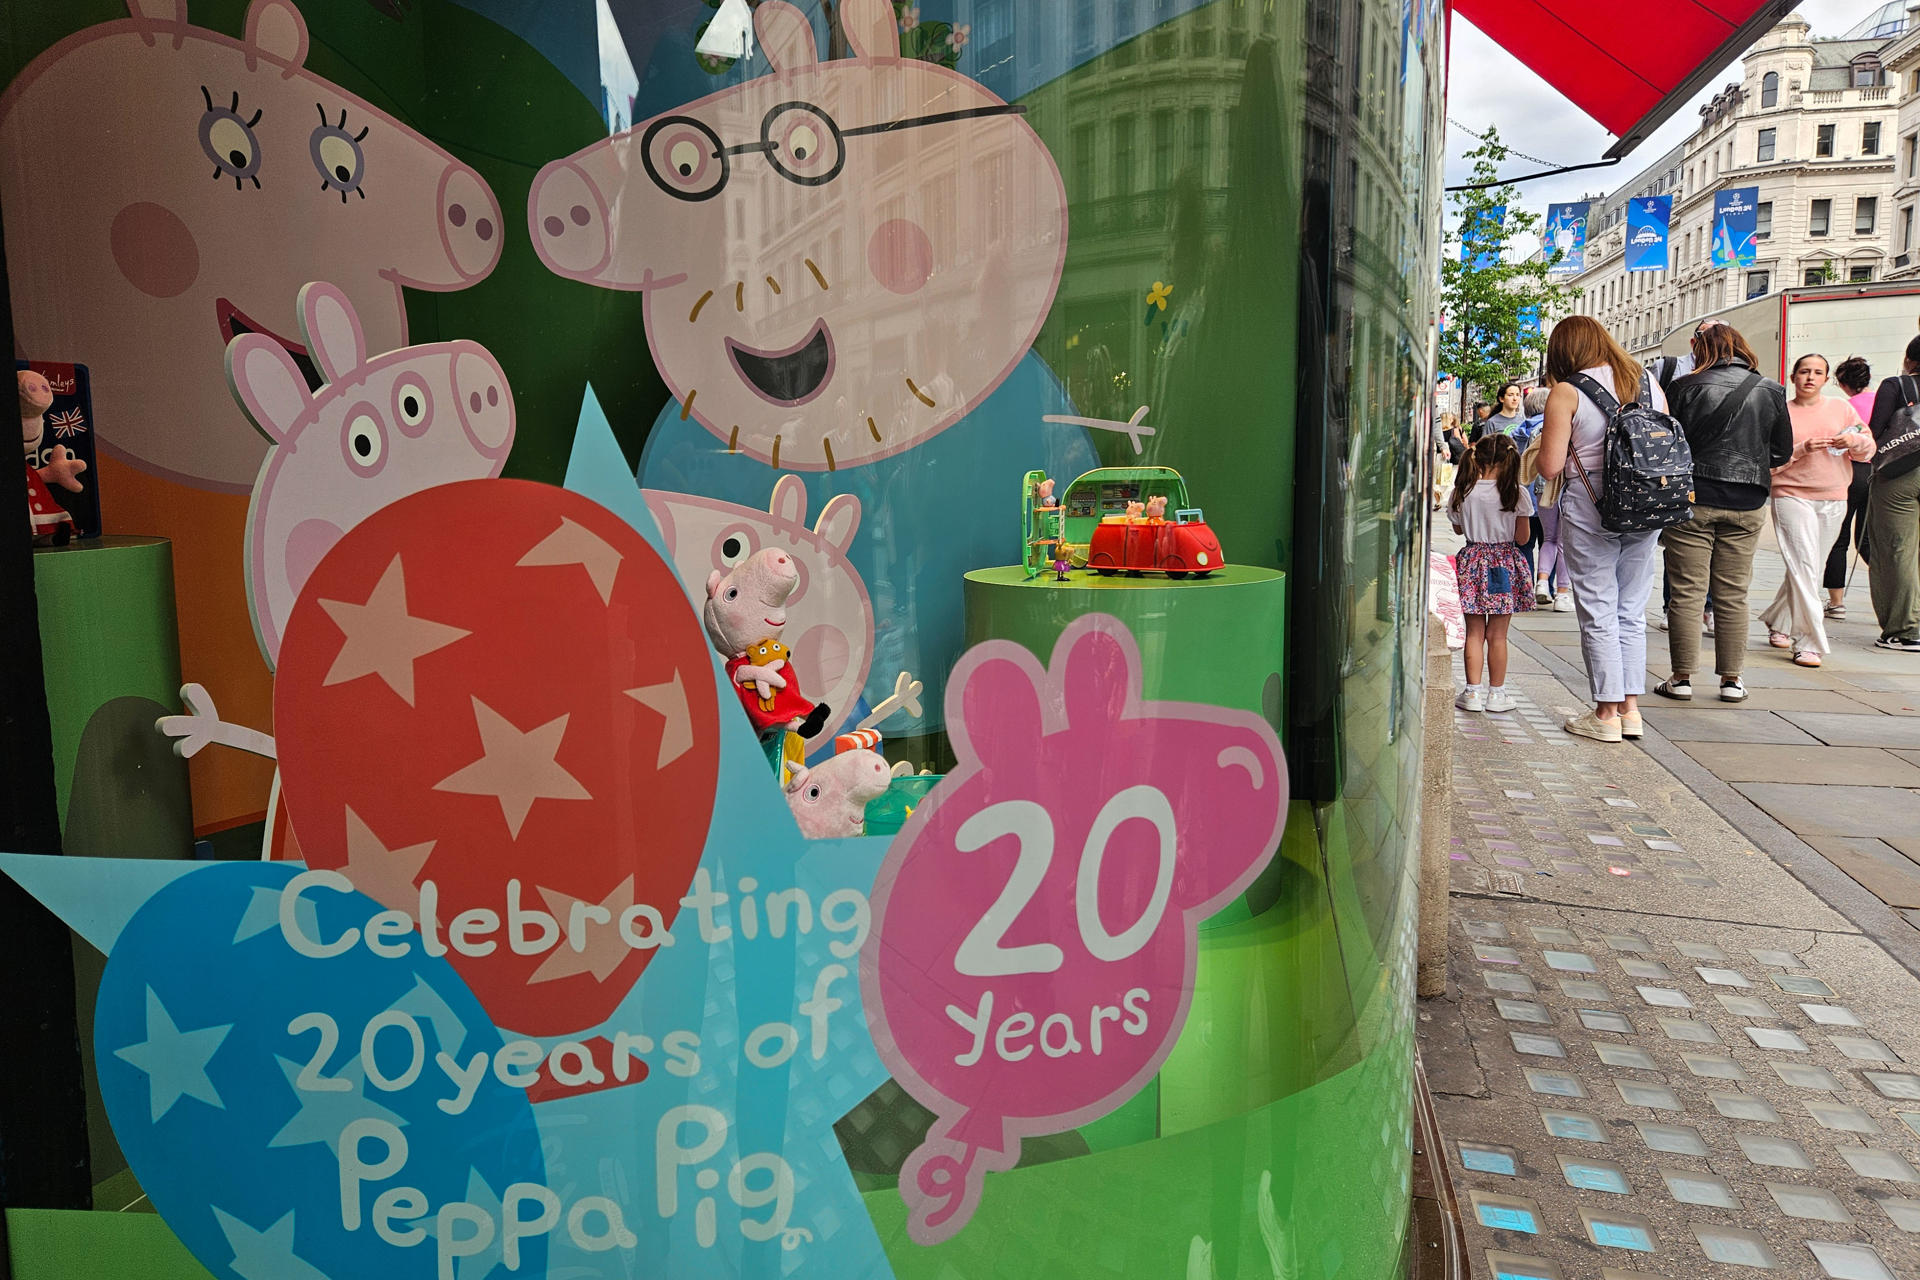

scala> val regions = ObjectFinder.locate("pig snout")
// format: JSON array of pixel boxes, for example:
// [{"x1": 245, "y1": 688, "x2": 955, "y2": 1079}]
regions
[
  {"x1": 450, "y1": 347, "x2": 515, "y2": 459},
  {"x1": 438, "y1": 162, "x2": 504, "y2": 284},
  {"x1": 528, "y1": 160, "x2": 611, "y2": 281}
]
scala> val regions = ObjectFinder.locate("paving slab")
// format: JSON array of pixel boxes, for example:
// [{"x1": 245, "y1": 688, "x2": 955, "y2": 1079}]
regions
[
  {"x1": 1802, "y1": 838, "x2": 1920, "y2": 909},
  {"x1": 1646, "y1": 687, "x2": 1890, "y2": 715},
  {"x1": 1672, "y1": 743, "x2": 1920, "y2": 787},
  {"x1": 1637, "y1": 709, "x2": 1822, "y2": 745},
  {"x1": 1779, "y1": 712, "x2": 1920, "y2": 749},
  {"x1": 1734, "y1": 783, "x2": 1920, "y2": 839}
]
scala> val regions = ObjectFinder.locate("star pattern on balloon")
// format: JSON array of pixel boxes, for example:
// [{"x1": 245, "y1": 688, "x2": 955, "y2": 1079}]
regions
[
  {"x1": 529, "y1": 875, "x2": 636, "y2": 984},
  {"x1": 318, "y1": 554, "x2": 469, "y2": 705},
  {"x1": 212, "y1": 1207, "x2": 332, "y2": 1280},
  {"x1": 113, "y1": 987, "x2": 232, "y2": 1123},
  {"x1": 337, "y1": 805, "x2": 436, "y2": 919},
  {"x1": 432, "y1": 697, "x2": 591, "y2": 838},
  {"x1": 266, "y1": 1053, "x2": 407, "y2": 1155},
  {"x1": 516, "y1": 516, "x2": 624, "y2": 605}
]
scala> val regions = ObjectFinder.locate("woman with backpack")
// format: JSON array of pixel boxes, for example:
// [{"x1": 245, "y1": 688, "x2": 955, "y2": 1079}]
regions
[
  {"x1": 1865, "y1": 335, "x2": 1920, "y2": 651},
  {"x1": 1824, "y1": 355, "x2": 1876, "y2": 619},
  {"x1": 1535, "y1": 316, "x2": 1683, "y2": 743},
  {"x1": 1654, "y1": 322, "x2": 1792, "y2": 703}
]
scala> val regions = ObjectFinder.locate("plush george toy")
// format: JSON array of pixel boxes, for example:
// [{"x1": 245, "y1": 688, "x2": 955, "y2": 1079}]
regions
[
  {"x1": 703, "y1": 546, "x2": 832, "y2": 741},
  {"x1": 20, "y1": 369, "x2": 83, "y2": 543},
  {"x1": 785, "y1": 747, "x2": 890, "y2": 839}
]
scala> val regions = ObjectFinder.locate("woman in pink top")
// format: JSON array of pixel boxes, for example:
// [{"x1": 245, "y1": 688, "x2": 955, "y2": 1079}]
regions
[{"x1": 1761, "y1": 354, "x2": 1877, "y2": 665}]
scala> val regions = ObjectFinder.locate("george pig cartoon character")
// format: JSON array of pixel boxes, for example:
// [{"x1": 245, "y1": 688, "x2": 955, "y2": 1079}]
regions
[
  {"x1": 703, "y1": 545, "x2": 832, "y2": 740},
  {"x1": 644, "y1": 475, "x2": 875, "y2": 742},
  {"x1": 158, "y1": 281, "x2": 514, "y2": 761},
  {"x1": 0, "y1": 0, "x2": 504, "y2": 492},
  {"x1": 785, "y1": 747, "x2": 890, "y2": 838},
  {"x1": 529, "y1": 0, "x2": 1067, "y2": 473},
  {"x1": 1145, "y1": 494, "x2": 1168, "y2": 521}
]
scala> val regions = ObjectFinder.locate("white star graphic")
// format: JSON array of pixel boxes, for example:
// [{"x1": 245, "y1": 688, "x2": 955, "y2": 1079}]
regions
[
  {"x1": 423, "y1": 1167, "x2": 507, "y2": 1280},
  {"x1": 113, "y1": 987, "x2": 232, "y2": 1123},
  {"x1": 530, "y1": 876, "x2": 638, "y2": 984},
  {"x1": 338, "y1": 806, "x2": 436, "y2": 919},
  {"x1": 433, "y1": 698, "x2": 591, "y2": 838},
  {"x1": 266, "y1": 1054, "x2": 407, "y2": 1155},
  {"x1": 516, "y1": 517, "x2": 623, "y2": 605},
  {"x1": 318, "y1": 555, "x2": 469, "y2": 706},
  {"x1": 212, "y1": 1207, "x2": 332, "y2": 1280},
  {"x1": 625, "y1": 670, "x2": 694, "y2": 769}
]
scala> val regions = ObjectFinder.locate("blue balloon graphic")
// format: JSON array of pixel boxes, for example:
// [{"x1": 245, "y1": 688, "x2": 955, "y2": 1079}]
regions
[{"x1": 95, "y1": 862, "x2": 546, "y2": 1280}]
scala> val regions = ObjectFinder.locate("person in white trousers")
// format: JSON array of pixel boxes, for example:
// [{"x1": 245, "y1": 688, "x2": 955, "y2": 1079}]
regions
[{"x1": 1760, "y1": 354, "x2": 1877, "y2": 667}]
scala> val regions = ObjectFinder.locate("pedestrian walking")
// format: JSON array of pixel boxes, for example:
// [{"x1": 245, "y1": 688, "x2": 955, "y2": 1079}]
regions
[
  {"x1": 1520, "y1": 388, "x2": 1570, "y2": 610},
  {"x1": 1448, "y1": 433, "x2": 1535, "y2": 713},
  {"x1": 1535, "y1": 316, "x2": 1671, "y2": 742},
  {"x1": 1865, "y1": 335, "x2": 1920, "y2": 651},
  {"x1": 1825, "y1": 355, "x2": 1875, "y2": 620},
  {"x1": 1436, "y1": 410, "x2": 1466, "y2": 508},
  {"x1": 1654, "y1": 322, "x2": 1791, "y2": 703},
  {"x1": 1759, "y1": 354, "x2": 1875, "y2": 668},
  {"x1": 1472, "y1": 382, "x2": 1526, "y2": 441}
]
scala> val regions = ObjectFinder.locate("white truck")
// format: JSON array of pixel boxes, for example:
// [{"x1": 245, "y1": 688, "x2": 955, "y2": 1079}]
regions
[{"x1": 1658, "y1": 282, "x2": 1920, "y2": 383}]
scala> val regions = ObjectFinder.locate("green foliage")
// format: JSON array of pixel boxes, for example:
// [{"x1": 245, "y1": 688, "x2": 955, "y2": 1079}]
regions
[{"x1": 1439, "y1": 127, "x2": 1580, "y2": 398}]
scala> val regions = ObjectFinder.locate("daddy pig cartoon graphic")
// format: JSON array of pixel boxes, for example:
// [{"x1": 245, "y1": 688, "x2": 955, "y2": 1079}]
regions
[
  {"x1": 529, "y1": 0, "x2": 1067, "y2": 472},
  {"x1": 0, "y1": 0, "x2": 503, "y2": 492}
]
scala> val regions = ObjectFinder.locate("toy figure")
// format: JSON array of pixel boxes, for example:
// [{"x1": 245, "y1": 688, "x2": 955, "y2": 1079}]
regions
[
  {"x1": 21, "y1": 369, "x2": 84, "y2": 543},
  {"x1": 1036, "y1": 477, "x2": 1056, "y2": 507},
  {"x1": 786, "y1": 747, "x2": 891, "y2": 838},
  {"x1": 1054, "y1": 551, "x2": 1072, "y2": 582},
  {"x1": 704, "y1": 547, "x2": 832, "y2": 742},
  {"x1": 1124, "y1": 500, "x2": 1145, "y2": 521},
  {"x1": 1145, "y1": 494, "x2": 1167, "y2": 521}
]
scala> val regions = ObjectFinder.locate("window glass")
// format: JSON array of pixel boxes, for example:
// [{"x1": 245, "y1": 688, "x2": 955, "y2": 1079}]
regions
[
  {"x1": 1747, "y1": 270, "x2": 1770, "y2": 298},
  {"x1": 1865, "y1": 122, "x2": 1882, "y2": 155},
  {"x1": 1818, "y1": 123, "x2": 1835, "y2": 156},
  {"x1": 1762, "y1": 71, "x2": 1778, "y2": 107},
  {"x1": 1811, "y1": 198, "x2": 1832, "y2": 234},
  {"x1": 1757, "y1": 127, "x2": 1776, "y2": 162},
  {"x1": 1851, "y1": 264, "x2": 1874, "y2": 281},
  {"x1": 1756, "y1": 201, "x2": 1772, "y2": 236},
  {"x1": 1858, "y1": 196, "x2": 1878, "y2": 234}
]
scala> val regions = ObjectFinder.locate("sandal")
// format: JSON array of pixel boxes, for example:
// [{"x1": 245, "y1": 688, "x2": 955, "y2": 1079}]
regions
[
  {"x1": 1769, "y1": 631, "x2": 1792, "y2": 648},
  {"x1": 1793, "y1": 651, "x2": 1822, "y2": 668},
  {"x1": 1654, "y1": 678, "x2": 1693, "y2": 701}
]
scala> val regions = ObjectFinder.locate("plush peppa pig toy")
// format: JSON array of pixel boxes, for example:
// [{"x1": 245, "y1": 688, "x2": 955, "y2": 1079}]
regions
[
  {"x1": 785, "y1": 748, "x2": 891, "y2": 838},
  {"x1": 1124, "y1": 500, "x2": 1145, "y2": 521},
  {"x1": 1145, "y1": 494, "x2": 1168, "y2": 521},
  {"x1": 21, "y1": 369, "x2": 83, "y2": 543},
  {"x1": 704, "y1": 547, "x2": 832, "y2": 741}
]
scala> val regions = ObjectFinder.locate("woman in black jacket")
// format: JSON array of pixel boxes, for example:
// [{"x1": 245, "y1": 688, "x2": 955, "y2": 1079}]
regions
[
  {"x1": 1865, "y1": 335, "x2": 1920, "y2": 650},
  {"x1": 1656, "y1": 323, "x2": 1793, "y2": 702}
]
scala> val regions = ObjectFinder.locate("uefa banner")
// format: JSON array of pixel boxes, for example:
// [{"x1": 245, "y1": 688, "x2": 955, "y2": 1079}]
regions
[
  {"x1": 1625, "y1": 195, "x2": 1672, "y2": 273},
  {"x1": 1543, "y1": 201, "x2": 1590, "y2": 274},
  {"x1": 1462, "y1": 205, "x2": 1506, "y2": 268},
  {"x1": 1711, "y1": 187, "x2": 1760, "y2": 269}
]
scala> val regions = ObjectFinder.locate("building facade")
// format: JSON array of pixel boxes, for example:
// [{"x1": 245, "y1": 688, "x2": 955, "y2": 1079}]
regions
[
  {"x1": 1561, "y1": 13, "x2": 1900, "y2": 359},
  {"x1": 1879, "y1": 8, "x2": 1920, "y2": 277}
]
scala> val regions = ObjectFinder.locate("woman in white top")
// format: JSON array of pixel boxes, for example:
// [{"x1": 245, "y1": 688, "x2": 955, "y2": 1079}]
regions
[{"x1": 1534, "y1": 316, "x2": 1671, "y2": 744}]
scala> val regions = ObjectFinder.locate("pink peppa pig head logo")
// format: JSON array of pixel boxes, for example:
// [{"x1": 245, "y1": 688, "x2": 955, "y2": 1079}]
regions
[
  {"x1": 527, "y1": 0, "x2": 1067, "y2": 472},
  {"x1": 862, "y1": 614, "x2": 1288, "y2": 1242}
]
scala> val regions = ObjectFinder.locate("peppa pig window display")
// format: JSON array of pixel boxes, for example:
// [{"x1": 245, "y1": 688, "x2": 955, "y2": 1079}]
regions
[{"x1": 20, "y1": 367, "x2": 84, "y2": 544}]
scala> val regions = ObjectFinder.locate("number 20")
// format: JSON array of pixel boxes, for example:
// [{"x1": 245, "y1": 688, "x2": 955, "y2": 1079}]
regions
[{"x1": 951, "y1": 786, "x2": 1177, "y2": 978}]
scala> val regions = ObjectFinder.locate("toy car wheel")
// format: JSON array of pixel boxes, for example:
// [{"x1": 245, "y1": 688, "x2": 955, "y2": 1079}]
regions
[
  {"x1": 1093, "y1": 566, "x2": 1116, "y2": 576},
  {"x1": 1167, "y1": 570, "x2": 1189, "y2": 580}
]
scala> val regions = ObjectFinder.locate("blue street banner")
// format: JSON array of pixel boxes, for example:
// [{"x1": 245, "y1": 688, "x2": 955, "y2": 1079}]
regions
[
  {"x1": 1543, "y1": 202, "x2": 1590, "y2": 274},
  {"x1": 1711, "y1": 186, "x2": 1760, "y2": 268},
  {"x1": 1625, "y1": 195, "x2": 1672, "y2": 273},
  {"x1": 1518, "y1": 306, "x2": 1541, "y2": 342},
  {"x1": 1462, "y1": 205, "x2": 1506, "y2": 268}
]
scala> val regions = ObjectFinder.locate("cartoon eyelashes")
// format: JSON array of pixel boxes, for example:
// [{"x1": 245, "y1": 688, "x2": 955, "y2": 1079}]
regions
[{"x1": 194, "y1": 90, "x2": 373, "y2": 199}]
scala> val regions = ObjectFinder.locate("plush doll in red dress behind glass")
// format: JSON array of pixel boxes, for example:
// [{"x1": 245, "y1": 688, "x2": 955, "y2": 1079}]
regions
[
  {"x1": 20, "y1": 369, "x2": 84, "y2": 543},
  {"x1": 702, "y1": 546, "x2": 832, "y2": 741}
]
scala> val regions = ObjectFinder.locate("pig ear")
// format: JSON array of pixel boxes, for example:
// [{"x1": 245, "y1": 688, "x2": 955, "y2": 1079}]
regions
[
  {"x1": 243, "y1": 0, "x2": 309, "y2": 69},
  {"x1": 754, "y1": 2, "x2": 819, "y2": 71},
  {"x1": 955, "y1": 654, "x2": 1046, "y2": 773},
  {"x1": 1059, "y1": 620, "x2": 1135, "y2": 730},
  {"x1": 296, "y1": 283, "x2": 365, "y2": 384},
  {"x1": 225, "y1": 334, "x2": 310, "y2": 445},
  {"x1": 769, "y1": 474, "x2": 808, "y2": 527},
  {"x1": 706, "y1": 570, "x2": 724, "y2": 599},
  {"x1": 813, "y1": 494, "x2": 861, "y2": 552},
  {"x1": 839, "y1": 0, "x2": 902, "y2": 58},
  {"x1": 784, "y1": 765, "x2": 812, "y2": 795},
  {"x1": 125, "y1": 0, "x2": 188, "y2": 28}
]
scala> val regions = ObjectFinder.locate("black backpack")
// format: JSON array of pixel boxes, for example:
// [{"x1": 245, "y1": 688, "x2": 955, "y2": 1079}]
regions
[{"x1": 1567, "y1": 371, "x2": 1694, "y2": 534}]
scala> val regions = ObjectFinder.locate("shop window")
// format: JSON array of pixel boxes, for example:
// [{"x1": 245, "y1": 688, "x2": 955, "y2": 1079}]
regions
[
  {"x1": 1851, "y1": 264, "x2": 1874, "y2": 282},
  {"x1": 1762, "y1": 71, "x2": 1779, "y2": 107},
  {"x1": 1756, "y1": 201, "x2": 1772, "y2": 237},
  {"x1": 1865, "y1": 122, "x2": 1882, "y2": 155},
  {"x1": 1810, "y1": 198, "x2": 1831, "y2": 235},
  {"x1": 1746, "y1": 270, "x2": 1770, "y2": 298},
  {"x1": 1857, "y1": 196, "x2": 1877, "y2": 234},
  {"x1": 1818, "y1": 124, "x2": 1835, "y2": 157}
]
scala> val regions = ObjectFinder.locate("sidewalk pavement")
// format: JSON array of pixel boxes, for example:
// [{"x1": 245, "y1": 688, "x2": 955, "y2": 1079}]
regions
[{"x1": 1422, "y1": 520, "x2": 1920, "y2": 1279}]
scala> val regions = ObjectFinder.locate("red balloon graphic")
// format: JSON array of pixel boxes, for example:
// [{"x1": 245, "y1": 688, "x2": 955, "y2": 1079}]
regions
[{"x1": 274, "y1": 479, "x2": 721, "y2": 1036}]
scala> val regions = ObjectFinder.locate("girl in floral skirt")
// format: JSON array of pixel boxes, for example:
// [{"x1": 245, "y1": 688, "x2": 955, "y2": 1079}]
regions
[{"x1": 1449, "y1": 433, "x2": 1535, "y2": 712}]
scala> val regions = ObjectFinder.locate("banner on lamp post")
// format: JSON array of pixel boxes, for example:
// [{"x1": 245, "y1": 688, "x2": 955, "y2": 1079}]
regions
[
  {"x1": 1543, "y1": 201, "x2": 1590, "y2": 274},
  {"x1": 1711, "y1": 187, "x2": 1760, "y2": 268},
  {"x1": 1625, "y1": 195, "x2": 1672, "y2": 273}
]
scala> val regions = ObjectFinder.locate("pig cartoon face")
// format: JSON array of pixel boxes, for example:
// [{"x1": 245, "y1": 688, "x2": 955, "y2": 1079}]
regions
[
  {"x1": 786, "y1": 747, "x2": 890, "y2": 838},
  {"x1": 229, "y1": 282, "x2": 514, "y2": 665},
  {"x1": 0, "y1": 0, "x2": 504, "y2": 491},
  {"x1": 19, "y1": 371, "x2": 52, "y2": 448},
  {"x1": 645, "y1": 475, "x2": 872, "y2": 741},
  {"x1": 530, "y1": 0, "x2": 1067, "y2": 472},
  {"x1": 703, "y1": 545, "x2": 799, "y2": 657}
]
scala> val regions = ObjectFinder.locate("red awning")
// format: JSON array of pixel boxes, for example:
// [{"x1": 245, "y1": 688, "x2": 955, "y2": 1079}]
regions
[{"x1": 1451, "y1": 0, "x2": 1802, "y2": 156}]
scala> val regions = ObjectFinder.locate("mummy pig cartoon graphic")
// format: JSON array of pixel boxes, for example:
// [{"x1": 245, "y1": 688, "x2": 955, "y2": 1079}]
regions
[
  {"x1": 529, "y1": 0, "x2": 1067, "y2": 471},
  {"x1": 0, "y1": 0, "x2": 504, "y2": 492}
]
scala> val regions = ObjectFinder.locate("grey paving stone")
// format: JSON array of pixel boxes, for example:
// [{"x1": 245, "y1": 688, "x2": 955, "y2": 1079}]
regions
[
  {"x1": 1805, "y1": 1240, "x2": 1896, "y2": 1280},
  {"x1": 1676, "y1": 741, "x2": 1920, "y2": 785},
  {"x1": 1800, "y1": 1003, "x2": 1864, "y2": 1026},
  {"x1": 1766, "y1": 1182, "x2": 1854, "y2": 1222},
  {"x1": 1560, "y1": 979, "x2": 1612, "y2": 1000},
  {"x1": 1642, "y1": 709, "x2": 1821, "y2": 744},
  {"x1": 1675, "y1": 941, "x2": 1729, "y2": 961},
  {"x1": 1665, "y1": 1169, "x2": 1740, "y2": 1207},
  {"x1": 1863, "y1": 1071, "x2": 1920, "y2": 1100},
  {"x1": 1698, "y1": 966, "x2": 1754, "y2": 986},
  {"x1": 1496, "y1": 999, "x2": 1554, "y2": 1024},
  {"x1": 1830, "y1": 1035, "x2": 1902, "y2": 1063},
  {"x1": 1805, "y1": 1099, "x2": 1881, "y2": 1133},
  {"x1": 1616, "y1": 1080, "x2": 1682, "y2": 1110},
  {"x1": 1512, "y1": 1032, "x2": 1566, "y2": 1057},
  {"x1": 1736, "y1": 785, "x2": 1920, "y2": 839},
  {"x1": 1839, "y1": 1148, "x2": 1919, "y2": 1182},
  {"x1": 1751, "y1": 948, "x2": 1805, "y2": 968},
  {"x1": 1801, "y1": 837, "x2": 1920, "y2": 908},
  {"x1": 1771, "y1": 1061, "x2": 1844, "y2": 1090},
  {"x1": 1659, "y1": 1016, "x2": 1722, "y2": 1044},
  {"x1": 1683, "y1": 1053, "x2": 1749, "y2": 1081},
  {"x1": 1780, "y1": 711, "x2": 1920, "y2": 747},
  {"x1": 1866, "y1": 1192, "x2": 1920, "y2": 1231},
  {"x1": 1639, "y1": 986, "x2": 1692, "y2": 1008},
  {"x1": 1596, "y1": 1043, "x2": 1658, "y2": 1069},
  {"x1": 1620, "y1": 959, "x2": 1672, "y2": 979},
  {"x1": 1774, "y1": 974, "x2": 1836, "y2": 996},
  {"x1": 1544, "y1": 950, "x2": 1597, "y2": 972},
  {"x1": 1579, "y1": 1009, "x2": 1635, "y2": 1033},
  {"x1": 1709, "y1": 1091, "x2": 1780, "y2": 1121},
  {"x1": 1693, "y1": 1224, "x2": 1779, "y2": 1266},
  {"x1": 1737, "y1": 1133, "x2": 1814, "y2": 1168},
  {"x1": 1745, "y1": 1026, "x2": 1810, "y2": 1052},
  {"x1": 1718, "y1": 993, "x2": 1779, "y2": 1018}
]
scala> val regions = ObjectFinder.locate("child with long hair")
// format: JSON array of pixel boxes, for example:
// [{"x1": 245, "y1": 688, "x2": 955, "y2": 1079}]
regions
[{"x1": 1449, "y1": 433, "x2": 1536, "y2": 712}]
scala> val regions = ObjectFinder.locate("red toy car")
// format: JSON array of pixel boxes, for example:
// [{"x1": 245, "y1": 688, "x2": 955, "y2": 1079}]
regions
[{"x1": 1086, "y1": 509, "x2": 1224, "y2": 579}]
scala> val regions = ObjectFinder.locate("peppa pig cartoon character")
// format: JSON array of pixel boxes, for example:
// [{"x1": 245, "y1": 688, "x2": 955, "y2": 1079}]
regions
[
  {"x1": 1124, "y1": 500, "x2": 1145, "y2": 521},
  {"x1": 0, "y1": 0, "x2": 504, "y2": 492},
  {"x1": 704, "y1": 545, "x2": 832, "y2": 739},
  {"x1": 1144, "y1": 494, "x2": 1167, "y2": 521},
  {"x1": 785, "y1": 747, "x2": 890, "y2": 838},
  {"x1": 158, "y1": 281, "x2": 514, "y2": 760},
  {"x1": 529, "y1": 0, "x2": 1067, "y2": 472},
  {"x1": 21, "y1": 368, "x2": 85, "y2": 542},
  {"x1": 644, "y1": 476, "x2": 876, "y2": 742}
]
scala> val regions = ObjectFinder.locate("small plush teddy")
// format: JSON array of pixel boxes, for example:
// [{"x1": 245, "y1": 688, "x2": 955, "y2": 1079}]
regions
[
  {"x1": 742, "y1": 636, "x2": 791, "y2": 711},
  {"x1": 21, "y1": 369, "x2": 83, "y2": 543}
]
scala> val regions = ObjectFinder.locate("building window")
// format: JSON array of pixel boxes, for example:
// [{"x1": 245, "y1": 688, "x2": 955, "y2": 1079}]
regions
[
  {"x1": 1756, "y1": 201, "x2": 1772, "y2": 237},
  {"x1": 1073, "y1": 124, "x2": 1095, "y2": 198},
  {"x1": 1905, "y1": 204, "x2": 1915, "y2": 253},
  {"x1": 1858, "y1": 196, "x2": 1877, "y2": 234},
  {"x1": 1865, "y1": 122, "x2": 1882, "y2": 155},
  {"x1": 1851, "y1": 264, "x2": 1874, "y2": 282},
  {"x1": 1908, "y1": 133, "x2": 1919, "y2": 177},
  {"x1": 1073, "y1": 0, "x2": 1097, "y2": 55},
  {"x1": 1757, "y1": 127, "x2": 1776, "y2": 162},
  {"x1": 1152, "y1": 111, "x2": 1176, "y2": 189},
  {"x1": 1111, "y1": 116, "x2": 1136, "y2": 197},
  {"x1": 1806, "y1": 266, "x2": 1829, "y2": 285},
  {"x1": 1854, "y1": 55, "x2": 1882, "y2": 88},
  {"x1": 1811, "y1": 198, "x2": 1831, "y2": 235},
  {"x1": 1818, "y1": 124, "x2": 1835, "y2": 157},
  {"x1": 1762, "y1": 71, "x2": 1779, "y2": 107}
]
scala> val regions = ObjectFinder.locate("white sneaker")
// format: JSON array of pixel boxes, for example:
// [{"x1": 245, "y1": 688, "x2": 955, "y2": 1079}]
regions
[
  {"x1": 1486, "y1": 687, "x2": 1517, "y2": 713},
  {"x1": 1553, "y1": 591, "x2": 1573, "y2": 613},
  {"x1": 1564, "y1": 710, "x2": 1623, "y2": 742},
  {"x1": 1535, "y1": 578, "x2": 1552, "y2": 604},
  {"x1": 1456, "y1": 686, "x2": 1485, "y2": 712},
  {"x1": 1656, "y1": 611, "x2": 1669, "y2": 631}
]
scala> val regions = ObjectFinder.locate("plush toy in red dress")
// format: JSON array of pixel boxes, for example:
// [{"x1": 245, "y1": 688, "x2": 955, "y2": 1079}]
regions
[{"x1": 21, "y1": 369, "x2": 84, "y2": 543}]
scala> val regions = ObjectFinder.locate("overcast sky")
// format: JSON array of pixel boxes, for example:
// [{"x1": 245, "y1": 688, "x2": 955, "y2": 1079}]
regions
[{"x1": 1444, "y1": 1, "x2": 1885, "y2": 242}]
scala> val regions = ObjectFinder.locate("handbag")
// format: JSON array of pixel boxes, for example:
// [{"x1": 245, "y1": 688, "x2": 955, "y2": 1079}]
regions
[
  {"x1": 1873, "y1": 374, "x2": 1920, "y2": 475},
  {"x1": 1520, "y1": 434, "x2": 1564, "y2": 508}
]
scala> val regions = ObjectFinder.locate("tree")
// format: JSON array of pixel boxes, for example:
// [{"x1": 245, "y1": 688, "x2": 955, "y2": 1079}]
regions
[{"x1": 1439, "y1": 128, "x2": 1580, "y2": 400}]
